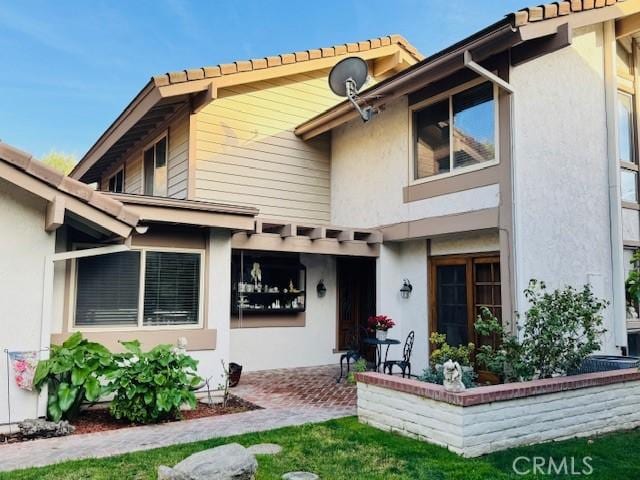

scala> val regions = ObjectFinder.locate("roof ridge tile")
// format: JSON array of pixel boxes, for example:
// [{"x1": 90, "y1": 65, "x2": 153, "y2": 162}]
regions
[{"x1": 153, "y1": 34, "x2": 423, "y2": 86}]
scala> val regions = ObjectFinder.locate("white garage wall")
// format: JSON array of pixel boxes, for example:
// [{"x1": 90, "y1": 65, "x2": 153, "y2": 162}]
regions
[{"x1": 0, "y1": 179, "x2": 53, "y2": 425}]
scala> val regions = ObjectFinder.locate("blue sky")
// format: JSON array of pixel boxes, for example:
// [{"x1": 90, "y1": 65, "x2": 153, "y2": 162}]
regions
[{"x1": 0, "y1": 0, "x2": 524, "y2": 159}]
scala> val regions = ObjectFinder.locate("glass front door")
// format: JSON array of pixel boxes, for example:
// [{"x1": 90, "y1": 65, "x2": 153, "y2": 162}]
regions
[{"x1": 430, "y1": 254, "x2": 501, "y2": 349}]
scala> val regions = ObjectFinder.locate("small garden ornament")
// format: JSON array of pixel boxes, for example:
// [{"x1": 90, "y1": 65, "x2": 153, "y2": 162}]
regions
[{"x1": 442, "y1": 359, "x2": 466, "y2": 392}]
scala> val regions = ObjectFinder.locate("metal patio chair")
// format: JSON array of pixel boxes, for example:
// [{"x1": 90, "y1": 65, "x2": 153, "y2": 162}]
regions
[{"x1": 383, "y1": 330, "x2": 415, "y2": 378}]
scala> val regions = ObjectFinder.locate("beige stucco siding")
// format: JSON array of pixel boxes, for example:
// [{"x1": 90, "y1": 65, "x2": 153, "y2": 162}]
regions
[
  {"x1": 193, "y1": 69, "x2": 342, "y2": 223},
  {"x1": 0, "y1": 179, "x2": 53, "y2": 424}
]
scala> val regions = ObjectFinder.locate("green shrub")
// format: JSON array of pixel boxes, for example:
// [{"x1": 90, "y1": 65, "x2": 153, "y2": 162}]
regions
[
  {"x1": 346, "y1": 358, "x2": 368, "y2": 384},
  {"x1": 33, "y1": 332, "x2": 113, "y2": 422},
  {"x1": 429, "y1": 332, "x2": 474, "y2": 367},
  {"x1": 419, "y1": 368, "x2": 476, "y2": 388},
  {"x1": 519, "y1": 279, "x2": 608, "y2": 379},
  {"x1": 106, "y1": 340, "x2": 202, "y2": 424},
  {"x1": 474, "y1": 308, "x2": 530, "y2": 382}
]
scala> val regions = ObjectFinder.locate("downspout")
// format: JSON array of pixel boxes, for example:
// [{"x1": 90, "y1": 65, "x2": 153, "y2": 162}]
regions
[
  {"x1": 603, "y1": 20, "x2": 627, "y2": 352},
  {"x1": 463, "y1": 51, "x2": 519, "y2": 333},
  {"x1": 37, "y1": 242, "x2": 132, "y2": 417}
]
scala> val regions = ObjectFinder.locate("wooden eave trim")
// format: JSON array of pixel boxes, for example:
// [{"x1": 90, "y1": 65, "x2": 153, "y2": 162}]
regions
[
  {"x1": 231, "y1": 232, "x2": 380, "y2": 257},
  {"x1": 108, "y1": 192, "x2": 257, "y2": 216},
  {"x1": 125, "y1": 204, "x2": 256, "y2": 231},
  {"x1": 0, "y1": 162, "x2": 133, "y2": 238},
  {"x1": 380, "y1": 208, "x2": 500, "y2": 242},
  {"x1": 72, "y1": 82, "x2": 160, "y2": 180}
]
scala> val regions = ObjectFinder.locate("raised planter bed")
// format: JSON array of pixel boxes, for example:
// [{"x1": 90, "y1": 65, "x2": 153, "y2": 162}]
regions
[{"x1": 355, "y1": 369, "x2": 640, "y2": 457}]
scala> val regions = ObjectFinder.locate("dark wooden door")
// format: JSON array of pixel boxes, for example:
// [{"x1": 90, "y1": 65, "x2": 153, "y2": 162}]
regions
[
  {"x1": 429, "y1": 254, "x2": 501, "y2": 347},
  {"x1": 337, "y1": 257, "x2": 376, "y2": 352}
]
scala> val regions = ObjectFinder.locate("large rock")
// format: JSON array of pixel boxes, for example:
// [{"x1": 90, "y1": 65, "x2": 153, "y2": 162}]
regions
[
  {"x1": 158, "y1": 443, "x2": 258, "y2": 480},
  {"x1": 18, "y1": 418, "x2": 75, "y2": 439}
]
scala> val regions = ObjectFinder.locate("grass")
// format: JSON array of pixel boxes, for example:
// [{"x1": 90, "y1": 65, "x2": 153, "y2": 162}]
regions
[{"x1": 1, "y1": 417, "x2": 639, "y2": 479}]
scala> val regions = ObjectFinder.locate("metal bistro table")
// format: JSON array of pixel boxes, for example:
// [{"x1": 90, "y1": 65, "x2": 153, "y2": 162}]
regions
[{"x1": 363, "y1": 337, "x2": 401, "y2": 372}]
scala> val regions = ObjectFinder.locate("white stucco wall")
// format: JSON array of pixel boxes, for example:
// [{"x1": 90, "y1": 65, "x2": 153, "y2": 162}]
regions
[
  {"x1": 230, "y1": 253, "x2": 341, "y2": 372},
  {"x1": 377, "y1": 240, "x2": 429, "y2": 374},
  {"x1": 0, "y1": 179, "x2": 54, "y2": 425},
  {"x1": 511, "y1": 24, "x2": 617, "y2": 352},
  {"x1": 330, "y1": 97, "x2": 499, "y2": 228},
  {"x1": 430, "y1": 230, "x2": 500, "y2": 257}
]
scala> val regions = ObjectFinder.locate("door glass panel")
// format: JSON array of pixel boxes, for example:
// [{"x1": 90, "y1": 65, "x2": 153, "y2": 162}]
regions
[{"x1": 436, "y1": 264, "x2": 468, "y2": 346}]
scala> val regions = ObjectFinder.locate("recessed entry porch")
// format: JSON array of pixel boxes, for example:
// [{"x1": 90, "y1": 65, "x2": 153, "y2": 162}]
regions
[{"x1": 229, "y1": 219, "x2": 381, "y2": 373}]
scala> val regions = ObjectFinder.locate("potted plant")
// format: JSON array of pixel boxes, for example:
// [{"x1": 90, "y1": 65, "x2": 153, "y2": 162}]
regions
[
  {"x1": 429, "y1": 332, "x2": 474, "y2": 372},
  {"x1": 368, "y1": 315, "x2": 395, "y2": 341}
]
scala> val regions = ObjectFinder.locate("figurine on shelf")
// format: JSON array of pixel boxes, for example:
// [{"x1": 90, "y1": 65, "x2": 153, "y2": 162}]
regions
[
  {"x1": 288, "y1": 279, "x2": 297, "y2": 293},
  {"x1": 250, "y1": 262, "x2": 262, "y2": 289}
]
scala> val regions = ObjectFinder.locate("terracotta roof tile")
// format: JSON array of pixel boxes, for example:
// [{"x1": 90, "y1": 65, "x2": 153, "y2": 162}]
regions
[
  {"x1": 511, "y1": 0, "x2": 627, "y2": 26},
  {"x1": 235, "y1": 60, "x2": 252, "y2": 72},
  {"x1": 0, "y1": 142, "x2": 138, "y2": 228},
  {"x1": 153, "y1": 34, "x2": 423, "y2": 87},
  {"x1": 321, "y1": 47, "x2": 335, "y2": 57},
  {"x1": 185, "y1": 68, "x2": 204, "y2": 80}
]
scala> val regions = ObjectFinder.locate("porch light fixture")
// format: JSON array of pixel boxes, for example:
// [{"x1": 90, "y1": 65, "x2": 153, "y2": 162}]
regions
[
  {"x1": 317, "y1": 279, "x2": 327, "y2": 298},
  {"x1": 400, "y1": 279, "x2": 413, "y2": 299}
]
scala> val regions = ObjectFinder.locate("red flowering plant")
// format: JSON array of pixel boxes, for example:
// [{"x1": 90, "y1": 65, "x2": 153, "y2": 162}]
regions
[{"x1": 368, "y1": 315, "x2": 396, "y2": 332}]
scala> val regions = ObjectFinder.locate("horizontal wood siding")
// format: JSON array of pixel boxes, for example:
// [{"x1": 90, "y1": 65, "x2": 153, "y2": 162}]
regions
[
  {"x1": 194, "y1": 69, "x2": 338, "y2": 223},
  {"x1": 99, "y1": 113, "x2": 189, "y2": 199},
  {"x1": 167, "y1": 113, "x2": 189, "y2": 199}
]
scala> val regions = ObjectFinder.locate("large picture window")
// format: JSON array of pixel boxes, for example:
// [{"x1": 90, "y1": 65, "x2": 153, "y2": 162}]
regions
[
  {"x1": 74, "y1": 248, "x2": 202, "y2": 329},
  {"x1": 413, "y1": 81, "x2": 497, "y2": 181}
]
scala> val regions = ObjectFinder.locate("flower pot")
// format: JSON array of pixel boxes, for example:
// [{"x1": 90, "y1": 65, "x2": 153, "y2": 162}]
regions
[
  {"x1": 477, "y1": 370, "x2": 502, "y2": 385},
  {"x1": 376, "y1": 330, "x2": 388, "y2": 341}
]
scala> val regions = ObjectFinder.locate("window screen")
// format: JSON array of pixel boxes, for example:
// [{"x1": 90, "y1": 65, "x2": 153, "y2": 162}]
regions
[
  {"x1": 143, "y1": 251, "x2": 200, "y2": 326},
  {"x1": 75, "y1": 251, "x2": 140, "y2": 326}
]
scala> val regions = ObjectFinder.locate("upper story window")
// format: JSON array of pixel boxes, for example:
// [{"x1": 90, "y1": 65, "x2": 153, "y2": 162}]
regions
[
  {"x1": 107, "y1": 168, "x2": 124, "y2": 193},
  {"x1": 412, "y1": 81, "x2": 497, "y2": 182},
  {"x1": 617, "y1": 38, "x2": 639, "y2": 204},
  {"x1": 74, "y1": 248, "x2": 203, "y2": 329},
  {"x1": 144, "y1": 135, "x2": 168, "y2": 196}
]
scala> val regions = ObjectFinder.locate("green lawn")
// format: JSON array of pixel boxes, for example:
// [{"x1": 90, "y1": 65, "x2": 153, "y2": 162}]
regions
[{"x1": 2, "y1": 417, "x2": 639, "y2": 479}]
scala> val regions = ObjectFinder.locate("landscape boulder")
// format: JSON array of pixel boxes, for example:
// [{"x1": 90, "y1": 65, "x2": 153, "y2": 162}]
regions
[
  {"x1": 18, "y1": 418, "x2": 75, "y2": 439},
  {"x1": 158, "y1": 443, "x2": 258, "y2": 480}
]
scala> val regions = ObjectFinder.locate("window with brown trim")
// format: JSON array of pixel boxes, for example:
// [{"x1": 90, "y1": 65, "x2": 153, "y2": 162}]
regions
[{"x1": 429, "y1": 254, "x2": 501, "y2": 347}]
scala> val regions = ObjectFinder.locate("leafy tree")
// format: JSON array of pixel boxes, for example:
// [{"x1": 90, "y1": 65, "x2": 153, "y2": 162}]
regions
[{"x1": 41, "y1": 150, "x2": 77, "y2": 175}]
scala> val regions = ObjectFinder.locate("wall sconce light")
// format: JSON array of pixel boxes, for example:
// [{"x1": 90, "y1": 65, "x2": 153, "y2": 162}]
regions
[
  {"x1": 317, "y1": 279, "x2": 327, "y2": 298},
  {"x1": 400, "y1": 279, "x2": 413, "y2": 299}
]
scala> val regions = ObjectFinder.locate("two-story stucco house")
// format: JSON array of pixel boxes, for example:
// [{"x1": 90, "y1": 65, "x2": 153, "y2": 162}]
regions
[{"x1": 4, "y1": 0, "x2": 640, "y2": 427}]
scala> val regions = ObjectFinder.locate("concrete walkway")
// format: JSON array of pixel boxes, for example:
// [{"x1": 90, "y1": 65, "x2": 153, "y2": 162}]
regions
[
  {"x1": 0, "y1": 365, "x2": 356, "y2": 472},
  {"x1": 0, "y1": 406, "x2": 354, "y2": 472}
]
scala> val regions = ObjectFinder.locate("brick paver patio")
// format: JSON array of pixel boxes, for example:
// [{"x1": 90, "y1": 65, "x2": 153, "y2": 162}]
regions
[
  {"x1": 0, "y1": 365, "x2": 355, "y2": 472},
  {"x1": 231, "y1": 364, "x2": 356, "y2": 412}
]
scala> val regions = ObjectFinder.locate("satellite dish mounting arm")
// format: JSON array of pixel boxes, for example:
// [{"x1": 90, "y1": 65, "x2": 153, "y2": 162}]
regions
[{"x1": 345, "y1": 78, "x2": 375, "y2": 122}]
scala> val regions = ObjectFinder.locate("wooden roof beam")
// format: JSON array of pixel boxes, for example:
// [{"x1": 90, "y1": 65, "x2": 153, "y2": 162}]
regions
[
  {"x1": 45, "y1": 196, "x2": 65, "y2": 232},
  {"x1": 617, "y1": 12, "x2": 640, "y2": 38}
]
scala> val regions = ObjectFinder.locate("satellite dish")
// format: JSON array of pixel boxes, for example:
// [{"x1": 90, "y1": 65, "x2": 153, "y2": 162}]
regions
[
  {"x1": 328, "y1": 57, "x2": 376, "y2": 122},
  {"x1": 329, "y1": 57, "x2": 369, "y2": 97}
]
